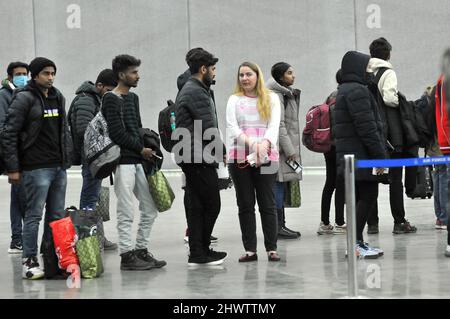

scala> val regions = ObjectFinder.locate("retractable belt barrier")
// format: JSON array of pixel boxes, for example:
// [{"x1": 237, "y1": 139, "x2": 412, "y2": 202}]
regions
[
  {"x1": 357, "y1": 155, "x2": 450, "y2": 168},
  {"x1": 344, "y1": 154, "x2": 444, "y2": 298}
]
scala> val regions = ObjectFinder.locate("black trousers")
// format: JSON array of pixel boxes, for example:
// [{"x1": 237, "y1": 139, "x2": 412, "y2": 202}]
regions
[
  {"x1": 368, "y1": 152, "x2": 408, "y2": 225},
  {"x1": 182, "y1": 164, "x2": 221, "y2": 258},
  {"x1": 356, "y1": 181, "x2": 379, "y2": 242},
  {"x1": 229, "y1": 163, "x2": 278, "y2": 252},
  {"x1": 321, "y1": 147, "x2": 345, "y2": 226}
]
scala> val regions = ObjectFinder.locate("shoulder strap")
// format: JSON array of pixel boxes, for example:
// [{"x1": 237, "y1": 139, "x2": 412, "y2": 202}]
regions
[{"x1": 374, "y1": 67, "x2": 389, "y2": 85}]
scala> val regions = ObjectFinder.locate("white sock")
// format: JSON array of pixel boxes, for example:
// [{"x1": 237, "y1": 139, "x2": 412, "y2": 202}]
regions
[
  {"x1": 246, "y1": 251, "x2": 256, "y2": 256},
  {"x1": 268, "y1": 251, "x2": 277, "y2": 255},
  {"x1": 446, "y1": 245, "x2": 450, "y2": 252}
]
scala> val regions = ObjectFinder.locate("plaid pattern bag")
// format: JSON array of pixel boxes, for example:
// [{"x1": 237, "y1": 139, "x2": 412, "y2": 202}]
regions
[
  {"x1": 96, "y1": 186, "x2": 110, "y2": 222},
  {"x1": 147, "y1": 170, "x2": 175, "y2": 212},
  {"x1": 284, "y1": 180, "x2": 301, "y2": 208},
  {"x1": 76, "y1": 236, "x2": 104, "y2": 279}
]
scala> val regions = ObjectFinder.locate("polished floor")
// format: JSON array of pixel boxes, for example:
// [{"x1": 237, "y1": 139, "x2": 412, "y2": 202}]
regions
[{"x1": 0, "y1": 170, "x2": 448, "y2": 299}]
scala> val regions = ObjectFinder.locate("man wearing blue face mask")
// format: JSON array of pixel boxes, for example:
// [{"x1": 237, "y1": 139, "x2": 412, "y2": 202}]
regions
[{"x1": 0, "y1": 61, "x2": 29, "y2": 254}]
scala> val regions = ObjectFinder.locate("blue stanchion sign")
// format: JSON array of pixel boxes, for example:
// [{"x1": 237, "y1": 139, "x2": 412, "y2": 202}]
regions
[{"x1": 357, "y1": 156, "x2": 450, "y2": 168}]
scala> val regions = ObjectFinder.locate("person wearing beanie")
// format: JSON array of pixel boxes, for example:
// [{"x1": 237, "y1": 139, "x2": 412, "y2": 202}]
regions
[
  {"x1": 266, "y1": 62, "x2": 302, "y2": 239},
  {"x1": 67, "y1": 69, "x2": 118, "y2": 251},
  {"x1": 1, "y1": 57, "x2": 73, "y2": 279},
  {"x1": 0, "y1": 61, "x2": 29, "y2": 255}
]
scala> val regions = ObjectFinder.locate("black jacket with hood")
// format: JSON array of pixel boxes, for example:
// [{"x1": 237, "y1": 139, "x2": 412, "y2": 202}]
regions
[
  {"x1": 67, "y1": 81, "x2": 101, "y2": 164},
  {"x1": 332, "y1": 51, "x2": 387, "y2": 181},
  {"x1": 1, "y1": 80, "x2": 73, "y2": 172}
]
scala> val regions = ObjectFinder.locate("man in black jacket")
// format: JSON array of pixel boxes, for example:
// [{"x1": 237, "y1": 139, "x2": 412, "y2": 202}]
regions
[
  {"x1": 0, "y1": 61, "x2": 29, "y2": 254},
  {"x1": 103, "y1": 54, "x2": 166, "y2": 271},
  {"x1": 2, "y1": 57, "x2": 73, "y2": 279},
  {"x1": 333, "y1": 51, "x2": 387, "y2": 259},
  {"x1": 174, "y1": 48, "x2": 227, "y2": 266},
  {"x1": 68, "y1": 69, "x2": 118, "y2": 250}
]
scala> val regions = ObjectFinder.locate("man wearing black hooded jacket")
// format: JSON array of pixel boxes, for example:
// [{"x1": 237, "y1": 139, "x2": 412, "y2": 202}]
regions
[{"x1": 332, "y1": 51, "x2": 387, "y2": 259}]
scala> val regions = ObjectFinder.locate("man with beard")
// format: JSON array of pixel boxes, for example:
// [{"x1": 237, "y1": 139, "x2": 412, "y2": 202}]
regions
[
  {"x1": 174, "y1": 48, "x2": 227, "y2": 266},
  {"x1": 103, "y1": 54, "x2": 166, "y2": 270}
]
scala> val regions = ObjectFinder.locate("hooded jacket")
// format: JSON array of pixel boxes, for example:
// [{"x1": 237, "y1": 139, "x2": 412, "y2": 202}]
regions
[
  {"x1": 266, "y1": 78, "x2": 302, "y2": 182},
  {"x1": 1, "y1": 80, "x2": 73, "y2": 172},
  {"x1": 367, "y1": 58, "x2": 399, "y2": 107},
  {"x1": 0, "y1": 79, "x2": 15, "y2": 127},
  {"x1": 332, "y1": 51, "x2": 387, "y2": 181},
  {"x1": 67, "y1": 81, "x2": 101, "y2": 164}
]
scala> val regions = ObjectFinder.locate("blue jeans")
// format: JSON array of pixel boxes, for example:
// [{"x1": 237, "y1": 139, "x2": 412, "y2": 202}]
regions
[
  {"x1": 80, "y1": 164, "x2": 102, "y2": 210},
  {"x1": 21, "y1": 167, "x2": 67, "y2": 258},
  {"x1": 433, "y1": 165, "x2": 448, "y2": 225},
  {"x1": 274, "y1": 182, "x2": 285, "y2": 210},
  {"x1": 10, "y1": 184, "x2": 24, "y2": 243}
]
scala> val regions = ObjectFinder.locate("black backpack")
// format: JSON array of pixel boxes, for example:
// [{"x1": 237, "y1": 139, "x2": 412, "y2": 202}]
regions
[
  {"x1": 158, "y1": 99, "x2": 177, "y2": 152},
  {"x1": 398, "y1": 92, "x2": 433, "y2": 148}
]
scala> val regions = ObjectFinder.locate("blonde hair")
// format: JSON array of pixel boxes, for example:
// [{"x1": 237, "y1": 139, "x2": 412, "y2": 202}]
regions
[{"x1": 234, "y1": 62, "x2": 271, "y2": 121}]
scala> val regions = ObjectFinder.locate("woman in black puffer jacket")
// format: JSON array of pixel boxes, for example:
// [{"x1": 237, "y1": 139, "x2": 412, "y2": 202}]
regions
[{"x1": 332, "y1": 51, "x2": 387, "y2": 259}]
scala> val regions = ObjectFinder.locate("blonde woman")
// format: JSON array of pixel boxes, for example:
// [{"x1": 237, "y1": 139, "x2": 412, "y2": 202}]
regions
[{"x1": 226, "y1": 62, "x2": 281, "y2": 262}]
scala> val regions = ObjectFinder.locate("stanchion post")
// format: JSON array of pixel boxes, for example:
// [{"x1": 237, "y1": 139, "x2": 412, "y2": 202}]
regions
[{"x1": 344, "y1": 154, "x2": 358, "y2": 298}]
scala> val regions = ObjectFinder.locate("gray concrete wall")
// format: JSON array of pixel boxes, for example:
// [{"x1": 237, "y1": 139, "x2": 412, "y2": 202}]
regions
[{"x1": 1, "y1": 0, "x2": 448, "y2": 168}]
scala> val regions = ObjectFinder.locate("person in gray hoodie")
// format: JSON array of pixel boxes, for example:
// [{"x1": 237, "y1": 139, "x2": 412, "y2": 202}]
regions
[{"x1": 267, "y1": 62, "x2": 301, "y2": 239}]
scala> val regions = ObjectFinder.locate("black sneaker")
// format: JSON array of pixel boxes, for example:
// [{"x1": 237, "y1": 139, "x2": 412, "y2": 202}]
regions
[
  {"x1": 8, "y1": 241, "x2": 23, "y2": 254},
  {"x1": 188, "y1": 254, "x2": 225, "y2": 266},
  {"x1": 367, "y1": 224, "x2": 379, "y2": 234},
  {"x1": 134, "y1": 249, "x2": 167, "y2": 268},
  {"x1": 393, "y1": 220, "x2": 417, "y2": 234},
  {"x1": 120, "y1": 250, "x2": 155, "y2": 270},
  {"x1": 278, "y1": 227, "x2": 299, "y2": 239},
  {"x1": 282, "y1": 226, "x2": 301, "y2": 237},
  {"x1": 207, "y1": 249, "x2": 227, "y2": 260}
]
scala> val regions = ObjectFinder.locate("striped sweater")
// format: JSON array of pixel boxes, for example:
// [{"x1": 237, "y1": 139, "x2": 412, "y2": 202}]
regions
[{"x1": 226, "y1": 92, "x2": 281, "y2": 162}]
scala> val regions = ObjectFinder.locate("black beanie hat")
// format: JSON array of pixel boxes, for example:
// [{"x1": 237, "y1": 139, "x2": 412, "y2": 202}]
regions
[
  {"x1": 95, "y1": 69, "x2": 117, "y2": 87},
  {"x1": 29, "y1": 57, "x2": 57, "y2": 78},
  {"x1": 271, "y1": 62, "x2": 291, "y2": 83}
]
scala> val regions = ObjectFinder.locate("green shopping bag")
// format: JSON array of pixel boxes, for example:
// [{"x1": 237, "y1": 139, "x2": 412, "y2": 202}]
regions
[
  {"x1": 284, "y1": 180, "x2": 301, "y2": 208},
  {"x1": 96, "y1": 186, "x2": 110, "y2": 222},
  {"x1": 76, "y1": 236, "x2": 104, "y2": 279},
  {"x1": 147, "y1": 170, "x2": 175, "y2": 212}
]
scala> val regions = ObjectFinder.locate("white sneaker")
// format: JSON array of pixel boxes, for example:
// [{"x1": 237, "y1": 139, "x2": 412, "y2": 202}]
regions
[
  {"x1": 333, "y1": 223, "x2": 347, "y2": 235},
  {"x1": 22, "y1": 257, "x2": 44, "y2": 280},
  {"x1": 317, "y1": 222, "x2": 334, "y2": 235},
  {"x1": 346, "y1": 243, "x2": 379, "y2": 259},
  {"x1": 364, "y1": 242, "x2": 384, "y2": 256}
]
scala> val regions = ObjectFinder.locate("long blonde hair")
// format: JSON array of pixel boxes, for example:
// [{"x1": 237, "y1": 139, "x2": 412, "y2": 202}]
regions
[{"x1": 234, "y1": 62, "x2": 271, "y2": 121}]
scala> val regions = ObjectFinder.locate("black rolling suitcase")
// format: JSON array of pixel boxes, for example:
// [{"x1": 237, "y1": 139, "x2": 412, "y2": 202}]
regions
[{"x1": 409, "y1": 166, "x2": 433, "y2": 199}]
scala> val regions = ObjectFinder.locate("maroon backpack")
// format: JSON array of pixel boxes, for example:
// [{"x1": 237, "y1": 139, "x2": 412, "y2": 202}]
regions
[{"x1": 302, "y1": 97, "x2": 335, "y2": 153}]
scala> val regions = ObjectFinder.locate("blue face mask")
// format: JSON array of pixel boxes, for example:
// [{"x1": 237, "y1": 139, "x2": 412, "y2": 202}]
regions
[{"x1": 12, "y1": 75, "x2": 28, "y2": 88}]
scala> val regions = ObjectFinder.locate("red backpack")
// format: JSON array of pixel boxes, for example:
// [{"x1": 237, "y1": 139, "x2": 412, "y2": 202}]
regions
[{"x1": 302, "y1": 97, "x2": 335, "y2": 153}]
